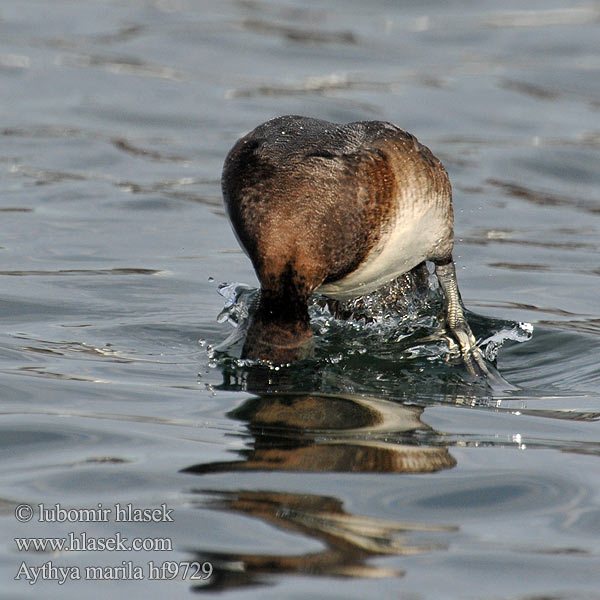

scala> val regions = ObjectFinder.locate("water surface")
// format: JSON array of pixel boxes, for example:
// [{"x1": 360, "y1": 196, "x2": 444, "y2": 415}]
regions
[{"x1": 1, "y1": 1, "x2": 599, "y2": 598}]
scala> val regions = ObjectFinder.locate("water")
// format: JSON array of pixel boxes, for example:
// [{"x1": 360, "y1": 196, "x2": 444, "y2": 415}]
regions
[{"x1": 1, "y1": 0, "x2": 599, "y2": 598}]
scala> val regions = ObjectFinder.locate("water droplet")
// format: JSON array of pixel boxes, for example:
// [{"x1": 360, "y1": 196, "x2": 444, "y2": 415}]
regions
[{"x1": 208, "y1": 276, "x2": 215, "y2": 282}]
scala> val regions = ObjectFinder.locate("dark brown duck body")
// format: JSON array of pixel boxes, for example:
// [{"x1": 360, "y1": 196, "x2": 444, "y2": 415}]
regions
[{"x1": 222, "y1": 116, "x2": 487, "y2": 373}]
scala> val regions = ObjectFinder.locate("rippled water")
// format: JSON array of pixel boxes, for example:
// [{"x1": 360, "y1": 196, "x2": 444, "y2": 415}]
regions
[{"x1": 1, "y1": 1, "x2": 599, "y2": 598}]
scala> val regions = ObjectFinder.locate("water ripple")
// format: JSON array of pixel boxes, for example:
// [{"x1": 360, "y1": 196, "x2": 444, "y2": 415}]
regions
[
  {"x1": 57, "y1": 52, "x2": 188, "y2": 81},
  {"x1": 0, "y1": 268, "x2": 160, "y2": 277},
  {"x1": 239, "y1": 18, "x2": 357, "y2": 44},
  {"x1": 488, "y1": 178, "x2": 600, "y2": 215}
]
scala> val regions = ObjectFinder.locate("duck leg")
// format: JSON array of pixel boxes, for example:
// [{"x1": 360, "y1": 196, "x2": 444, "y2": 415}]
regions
[{"x1": 434, "y1": 258, "x2": 490, "y2": 377}]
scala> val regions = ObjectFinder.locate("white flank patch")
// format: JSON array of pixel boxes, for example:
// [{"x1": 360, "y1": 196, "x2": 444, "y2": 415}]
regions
[{"x1": 318, "y1": 199, "x2": 448, "y2": 300}]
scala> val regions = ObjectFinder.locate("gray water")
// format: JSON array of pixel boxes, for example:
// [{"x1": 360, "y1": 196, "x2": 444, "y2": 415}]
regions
[{"x1": 1, "y1": 1, "x2": 599, "y2": 598}]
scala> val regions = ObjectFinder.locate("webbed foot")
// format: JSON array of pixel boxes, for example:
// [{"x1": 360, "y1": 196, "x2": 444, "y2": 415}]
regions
[
  {"x1": 443, "y1": 321, "x2": 490, "y2": 378},
  {"x1": 435, "y1": 258, "x2": 492, "y2": 378}
]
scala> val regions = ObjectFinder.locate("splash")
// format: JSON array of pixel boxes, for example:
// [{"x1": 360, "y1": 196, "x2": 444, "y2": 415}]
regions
[{"x1": 211, "y1": 272, "x2": 533, "y2": 374}]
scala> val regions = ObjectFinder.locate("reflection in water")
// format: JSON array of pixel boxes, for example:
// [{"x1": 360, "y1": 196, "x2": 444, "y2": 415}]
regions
[
  {"x1": 186, "y1": 489, "x2": 455, "y2": 589},
  {"x1": 182, "y1": 392, "x2": 457, "y2": 590},
  {"x1": 185, "y1": 394, "x2": 456, "y2": 474}
]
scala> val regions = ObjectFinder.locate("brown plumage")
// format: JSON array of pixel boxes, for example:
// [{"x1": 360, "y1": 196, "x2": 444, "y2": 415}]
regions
[{"x1": 222, "y1": 115, "x2": 488, "y2": 374}]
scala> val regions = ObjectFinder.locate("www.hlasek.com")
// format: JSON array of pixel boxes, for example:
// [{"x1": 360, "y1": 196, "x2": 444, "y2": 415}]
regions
[{"x1": 13, "y1": 502, "x2": 213, "y2": 585}]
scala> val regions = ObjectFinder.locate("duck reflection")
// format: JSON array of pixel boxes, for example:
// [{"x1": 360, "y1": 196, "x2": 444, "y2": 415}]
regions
[
  {"x1": 181, "y1": 392, "x2": 457, "y2": 590},
  {"x1": 186, "y1": 488, "x2": 456, "y2": 590},
  {"x1": 185, "y1": 394, "x2": 456, "y2": 474}
]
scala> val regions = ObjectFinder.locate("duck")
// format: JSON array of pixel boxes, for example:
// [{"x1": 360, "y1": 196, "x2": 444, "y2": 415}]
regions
[{"x1": 221, "y1": 115, "x2": 488, "y2": 375}]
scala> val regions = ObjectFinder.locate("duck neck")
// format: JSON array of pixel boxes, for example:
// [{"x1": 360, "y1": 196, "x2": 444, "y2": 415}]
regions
[{"x1": 242, "y1": 290, "x2": 313, "y2": 363}]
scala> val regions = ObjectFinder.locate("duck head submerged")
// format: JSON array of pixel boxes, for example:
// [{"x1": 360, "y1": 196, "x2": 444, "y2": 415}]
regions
[{"x1": 222, "y1": 115, "x2": 490, "y2": 375}]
